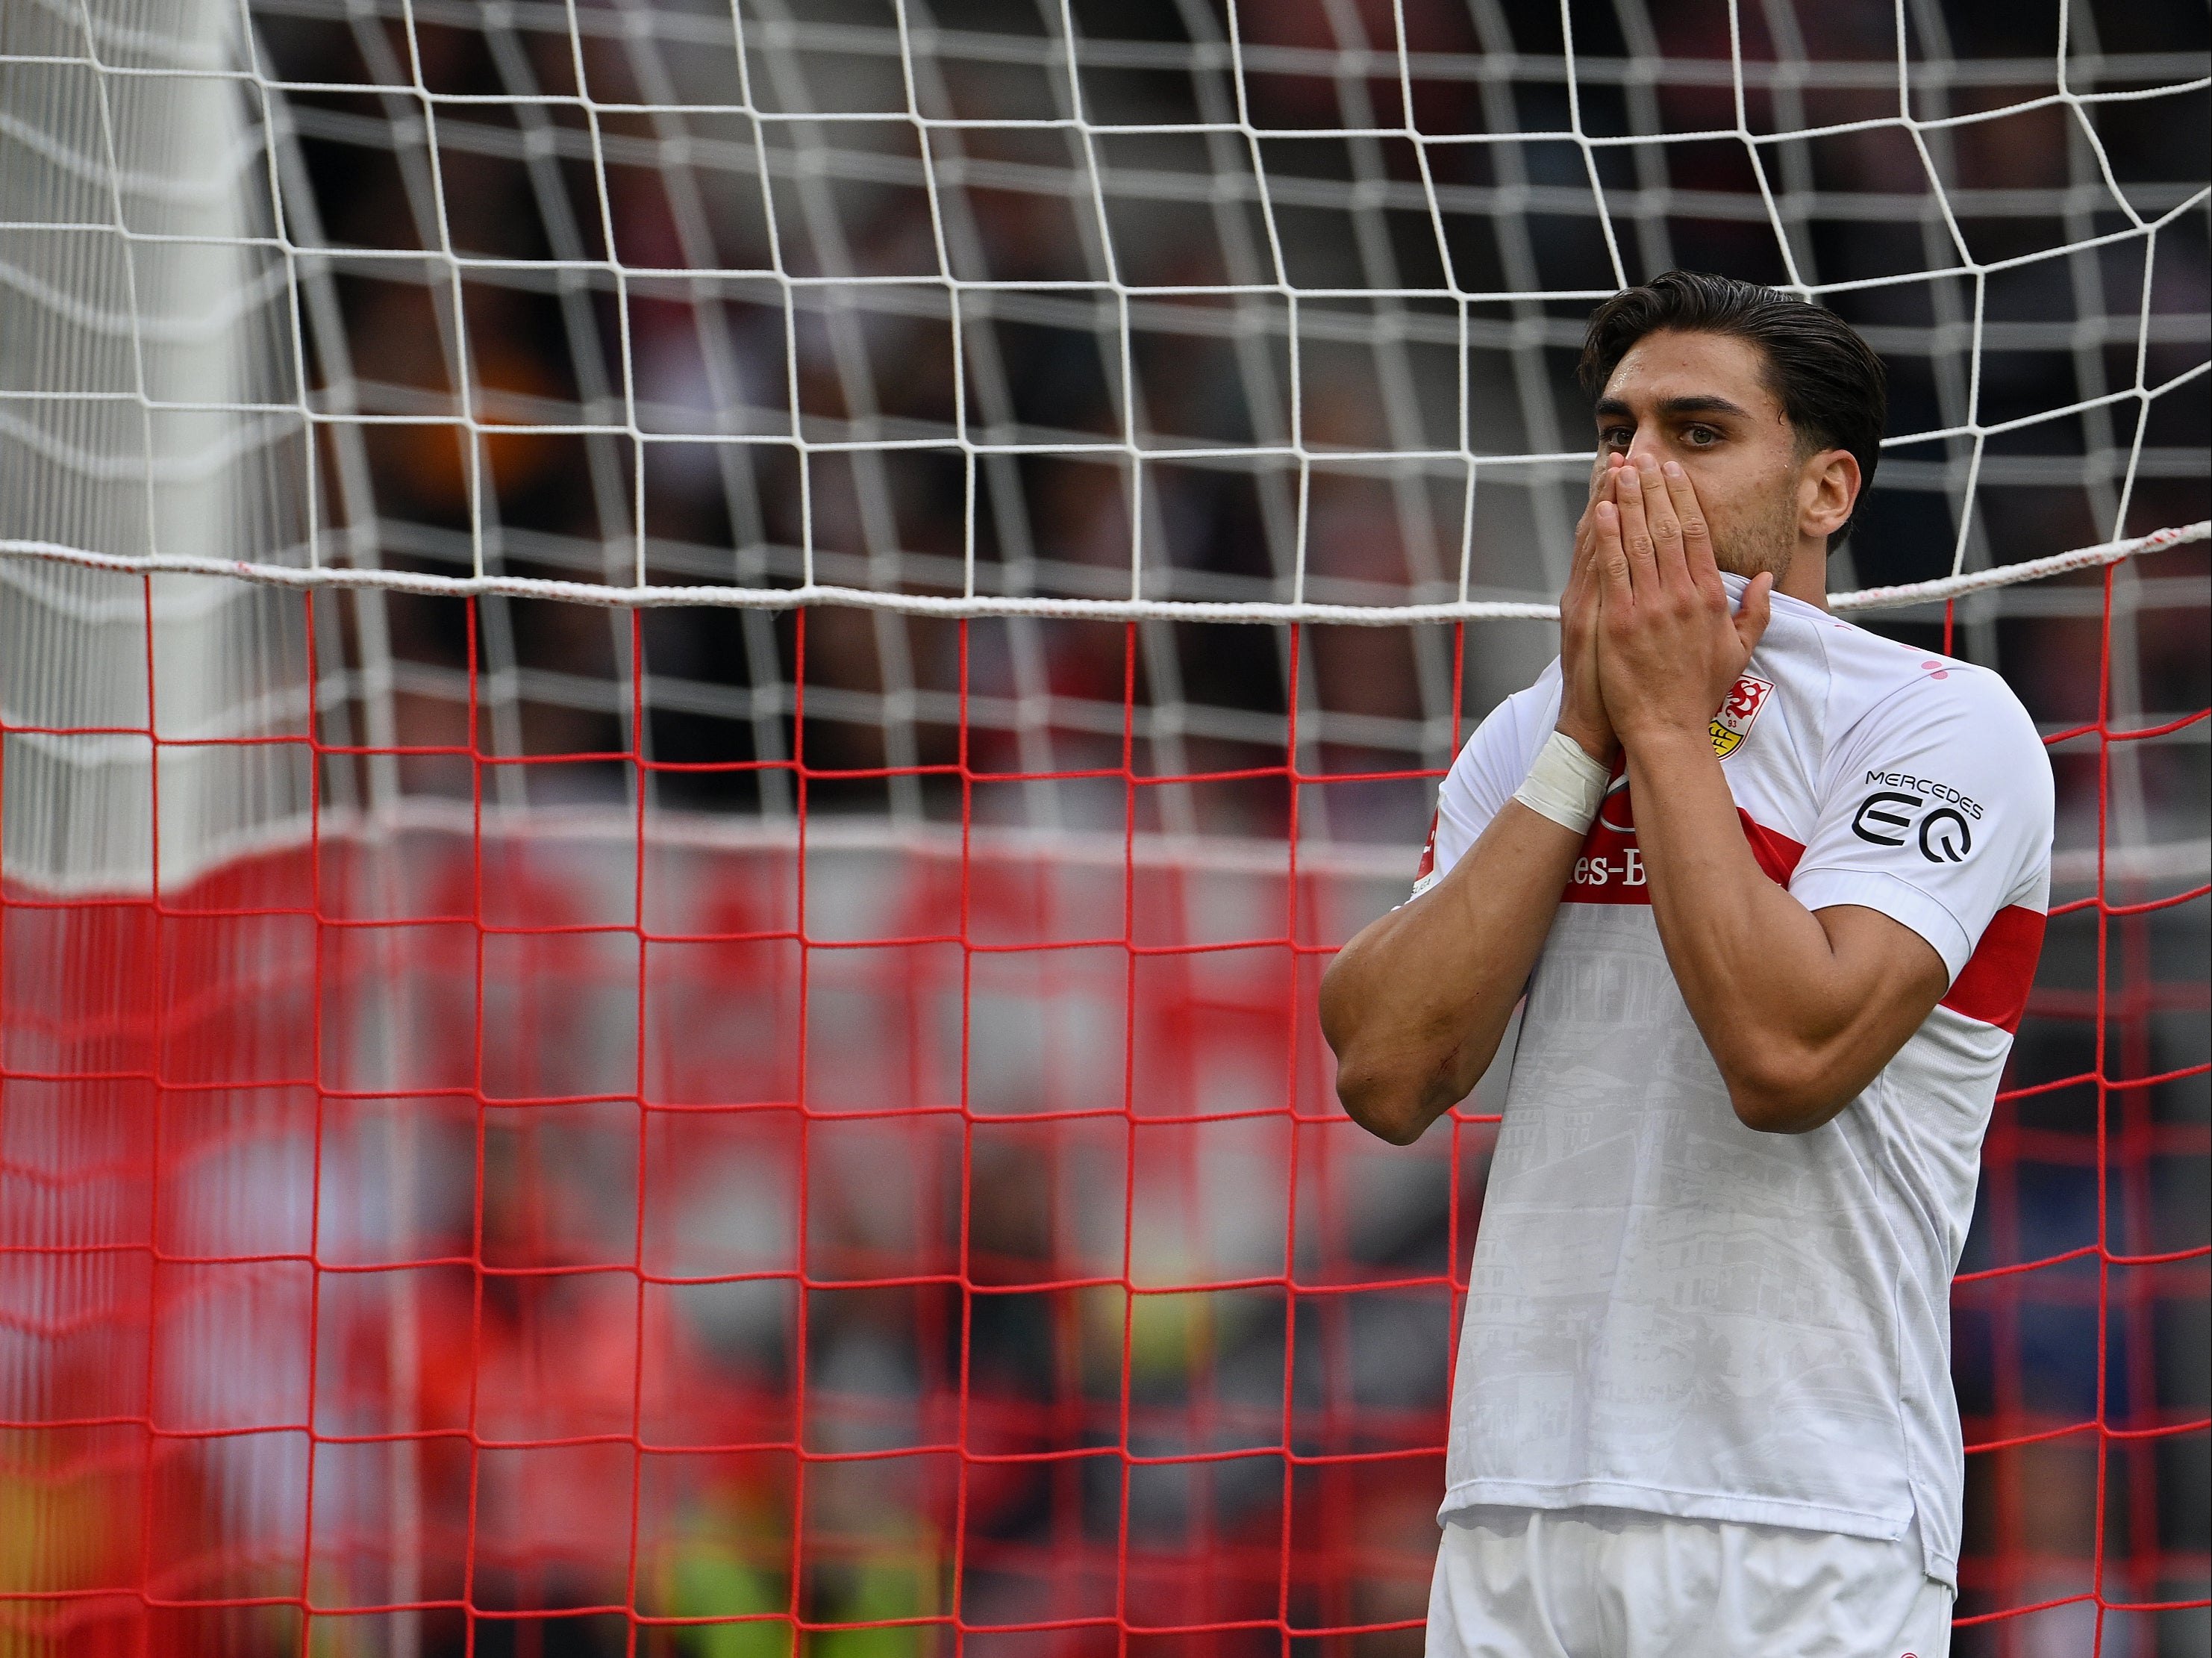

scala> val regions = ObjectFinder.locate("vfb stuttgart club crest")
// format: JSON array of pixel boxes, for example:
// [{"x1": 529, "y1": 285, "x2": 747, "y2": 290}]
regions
[{"x1": 1710, "y1": 672, "x2": 1773, "y2": 759}]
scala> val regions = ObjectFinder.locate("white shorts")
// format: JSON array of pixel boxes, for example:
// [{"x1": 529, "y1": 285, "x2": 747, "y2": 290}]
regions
[{"x1": 1426, "y1": 1505, "x2": 1954, "y2": 1658}]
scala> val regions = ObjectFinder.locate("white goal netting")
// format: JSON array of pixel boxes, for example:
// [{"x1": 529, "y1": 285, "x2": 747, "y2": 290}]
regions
[{"x1": 1, "y1": 0, "x2": 2205, "y2": 881}]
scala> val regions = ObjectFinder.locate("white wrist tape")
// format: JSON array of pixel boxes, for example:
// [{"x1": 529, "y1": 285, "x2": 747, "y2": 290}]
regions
[{"x1": 1512, "y1": 730, "x2": 1610, "y2": 835}]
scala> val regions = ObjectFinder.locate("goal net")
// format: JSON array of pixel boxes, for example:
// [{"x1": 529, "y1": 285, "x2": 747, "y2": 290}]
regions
[{"x1": 0, "y1": 0, "x2": 2205, "y2": 1653}]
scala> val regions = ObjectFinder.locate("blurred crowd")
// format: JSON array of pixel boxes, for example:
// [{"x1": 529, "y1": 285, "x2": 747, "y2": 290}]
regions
[{"x1": 260, "y1": 0, "x2": 2208, "y2": 840}]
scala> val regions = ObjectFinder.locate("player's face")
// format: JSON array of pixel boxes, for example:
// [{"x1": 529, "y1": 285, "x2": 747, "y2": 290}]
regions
[{"x1": 1593, "y1": 329, "x2": 1808, "y2": 583}]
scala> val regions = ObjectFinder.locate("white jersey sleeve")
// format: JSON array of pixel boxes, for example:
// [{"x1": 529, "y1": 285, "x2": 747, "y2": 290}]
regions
[
  {"x1": 1789, "y1": 661, "x2": 2054, "y2": 1008},
  {"x1": 1408, "y1": 664, "x2": 1562, "y2": 900}
]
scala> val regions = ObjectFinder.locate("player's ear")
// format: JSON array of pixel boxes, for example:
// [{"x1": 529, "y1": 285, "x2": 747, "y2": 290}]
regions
[{"x1": 1800, "y1": 447, "x2": 1858, "y2": 542}]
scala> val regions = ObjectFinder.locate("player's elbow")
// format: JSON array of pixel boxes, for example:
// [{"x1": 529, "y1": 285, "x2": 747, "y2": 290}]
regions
[
  {"x1": 1722, "y1": 1048, "x2": 1851, "y2": 1135},
  {"x1": 1320, "y1": 966, "x2": 1447, "y2": 1144},
  {"x1": 1334, "y1": 1064, "x2": 1434, "y2": 1145},
  {"x1": 1319, "y1": 937, "x2": 1495, "y2": 1144}
]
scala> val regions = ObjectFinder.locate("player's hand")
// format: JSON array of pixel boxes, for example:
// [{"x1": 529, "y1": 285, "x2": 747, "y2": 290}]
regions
[
  {"x1": 1556, "y1": 455, "x2": 1623, "y2": 765},
  {"x1": 1593, "y1": 454, "x2": 1772, "y2": 747}
]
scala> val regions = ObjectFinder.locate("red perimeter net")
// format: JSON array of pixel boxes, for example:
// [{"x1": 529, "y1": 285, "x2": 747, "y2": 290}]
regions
[{"x1": 1, "y1": 578, "x2": 2205, "y2": 1657}]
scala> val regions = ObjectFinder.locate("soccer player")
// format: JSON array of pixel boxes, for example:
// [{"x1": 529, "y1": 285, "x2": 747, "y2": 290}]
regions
[{"x1": 1319, "y1": 271, "x2": 2055, "y2": 1656}]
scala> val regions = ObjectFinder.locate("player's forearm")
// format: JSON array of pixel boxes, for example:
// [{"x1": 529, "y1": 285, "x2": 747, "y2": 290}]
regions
[
  {"x1": 1625, "y1": 732, "x2": 1876, "y2": 1131},
  {"x1": 1319, "y1": 801, "x2": 1582, "y2": 1144}
]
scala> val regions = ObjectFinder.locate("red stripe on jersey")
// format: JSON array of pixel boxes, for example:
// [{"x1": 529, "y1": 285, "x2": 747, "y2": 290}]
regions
[
  {"x1": 1415, "y1": 811, "x2": 1438, "y2": 882},
  {"x1": 1560, "y1": 774, "x2": 1803, "y2": 906},
  {"x1": 1562, "y1": 767, "x2": 1649, "y2": 903},
  {"x1": 1737, "y1": 810, "x2": 1806, "y2": 888},
  {"x1": 1940, "y1": 904, "x2": 2046, "y2": 1032}
]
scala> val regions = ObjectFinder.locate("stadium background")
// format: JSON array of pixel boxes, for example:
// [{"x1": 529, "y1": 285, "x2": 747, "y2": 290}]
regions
[{"x1": 0, "y1": 0, "x2": 2205, "y2": 1654}]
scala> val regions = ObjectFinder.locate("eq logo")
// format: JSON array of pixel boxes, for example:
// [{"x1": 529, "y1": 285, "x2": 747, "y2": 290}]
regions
[
  {"x1": 1919, "y1": 807, "x2": 1972, "y2": 863},
  {"x1": 1852, "y1": 792, "x2": 1917, "y2": 846},
  {"x1": 1852, "y1": 791, "x2": 1975, "y2": 863}
]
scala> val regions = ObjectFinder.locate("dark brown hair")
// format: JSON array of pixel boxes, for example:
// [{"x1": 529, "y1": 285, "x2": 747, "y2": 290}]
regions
[{"x1": 1576, "y1": 270, "x2": 1887, "y2": 547}]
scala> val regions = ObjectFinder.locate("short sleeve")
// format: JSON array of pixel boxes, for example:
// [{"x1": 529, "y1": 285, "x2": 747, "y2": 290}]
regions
[
  {"x1": 1789, "y1": 665, "x2": 2054, "y2": 983},
  {"x1": 1408, "y1": 667, "x2": 1560, "y2": 900}
]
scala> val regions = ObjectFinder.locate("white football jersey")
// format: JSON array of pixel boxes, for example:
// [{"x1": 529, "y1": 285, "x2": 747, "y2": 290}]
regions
[{"x1": 1413, "y1": 579, "x2": 2054, "y2": 1588}]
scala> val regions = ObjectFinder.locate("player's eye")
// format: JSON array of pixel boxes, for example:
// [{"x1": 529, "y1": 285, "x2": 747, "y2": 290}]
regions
[
  {"x1": 1599, "y1": 426, "x2": 1632, "y2": 449},
  {"x1": 1683, "y1": 425, "x2": 1720, "y2": 446}
]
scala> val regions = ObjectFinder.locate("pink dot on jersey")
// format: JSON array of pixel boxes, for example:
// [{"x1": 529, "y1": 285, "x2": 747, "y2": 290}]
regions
[{"x1": 1922, "y1": 659, "x2": 1950, "y2": 679}]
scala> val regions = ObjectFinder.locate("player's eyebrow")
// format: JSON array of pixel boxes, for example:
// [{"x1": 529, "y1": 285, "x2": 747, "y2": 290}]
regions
[{"x1": 1594, "y1": 394, "x2": 1754, "y2": 423}]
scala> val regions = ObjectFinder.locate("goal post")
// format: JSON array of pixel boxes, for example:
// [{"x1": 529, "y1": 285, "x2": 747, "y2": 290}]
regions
[{"x1": 1, "y1": 1, "x2": 2206, "y2": 1654}]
